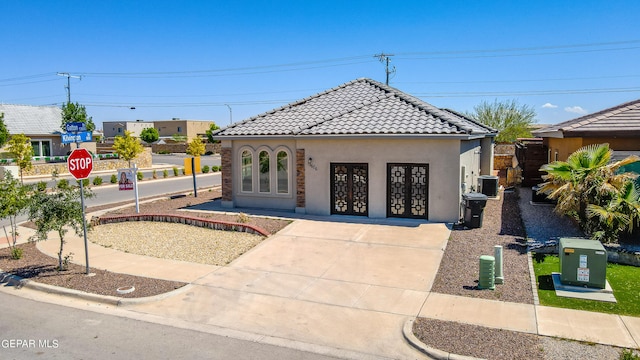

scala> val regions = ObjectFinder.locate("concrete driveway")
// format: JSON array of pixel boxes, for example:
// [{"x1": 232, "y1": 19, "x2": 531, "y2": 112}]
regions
[{"x1": 129, "y1": 219, "x2": 450, "y2": 359}]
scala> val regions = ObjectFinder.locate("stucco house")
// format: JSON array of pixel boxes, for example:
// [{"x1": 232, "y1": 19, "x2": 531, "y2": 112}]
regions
[
  {"x1": 0, "y1": 104, "x2": 71, "y2": 156},
  {"x1": 532, "y1": 99, "x2": 640, "y2": 162},
  {"x1": 213, "y1": 78, "x2": 496, "y2": 222},
  {"x1": 103, "y1": 120, "x2": 155, "y2": 139}
]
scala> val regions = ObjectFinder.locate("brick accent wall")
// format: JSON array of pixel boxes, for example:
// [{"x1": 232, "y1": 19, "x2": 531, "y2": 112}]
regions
[
  {"x1": 221, "y1": 147, "x2": 232, "y2": 201},
  {"x1": 296, "y1": 149, "x2": 305, "y2": 207}
]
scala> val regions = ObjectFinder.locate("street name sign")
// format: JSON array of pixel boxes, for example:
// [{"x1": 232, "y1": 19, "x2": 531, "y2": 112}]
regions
[
  {"x1": 61, "y1": 131, "x2": 93, "y2": 144},
  {"x1": 65, "y1": 122, "x2": 87, "y2": 133}
]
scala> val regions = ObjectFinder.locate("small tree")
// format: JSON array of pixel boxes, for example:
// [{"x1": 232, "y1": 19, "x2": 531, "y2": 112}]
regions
[
  {"x1": 466, "y1": 99, "x2": 536, "y2": 143},
  {"x1": 0, "y1": 172, "x2": 31, "y2": 259},
  {"x1": 0, "y1": 112, "x2": 9, "y2": 148},
  {"x1": 28, "y1": 184, "x2": 94, "y2": 270},
  {"x1": 186, "y1": 137, "x2": 206, "y2": 157},
  {"x1": 7, "y1": 133, "x2": 33, "y2": 184},
  {"x1": 61, "y1": 102, "x2": 96, "y2": 132},
  {"x1": 112, "y1": 130, "x2": 144, "y2": 167},
  {"x1": 140, "y1": 127, "x2": 159, "y2": 144},
  {"x1": 206, "y1": 122, "x2": 221, "y2": 143}
]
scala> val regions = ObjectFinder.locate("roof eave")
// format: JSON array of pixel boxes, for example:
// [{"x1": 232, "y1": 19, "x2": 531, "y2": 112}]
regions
[
  {"x1": 531, "y1": 130, "x2": 564, "y2": 138},
  {"x1": 215, "y1": 132, "x2": 493, "y2": 141}
]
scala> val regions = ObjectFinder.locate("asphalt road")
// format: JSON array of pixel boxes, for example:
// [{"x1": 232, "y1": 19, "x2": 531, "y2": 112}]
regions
[
  {"x1": 22, "y1": 154, "x2": 221, "y2": 189},
  {"x1": 0, "y1": 173, "x2": 221, "y2": 228},
  {"x1": 0, "y1": 291, "x2": 340, "y2": 360}
]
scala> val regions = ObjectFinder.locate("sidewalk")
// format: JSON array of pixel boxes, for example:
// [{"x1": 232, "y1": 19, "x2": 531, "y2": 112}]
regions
[{"x1": 4, "y1": 213, "x2": 640, "y2": 358}]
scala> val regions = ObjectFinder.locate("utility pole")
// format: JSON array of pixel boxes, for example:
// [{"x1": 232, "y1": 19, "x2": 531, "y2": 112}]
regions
[
  {"x1": 374, "y1": 53, "x2": 396, "y2": 85},
  {"x1": 57, "y1": 72, "x2": 82, "y2": 103},
  {"x1": 224, "y1": 104, "x2": 233, "y2": 125}
]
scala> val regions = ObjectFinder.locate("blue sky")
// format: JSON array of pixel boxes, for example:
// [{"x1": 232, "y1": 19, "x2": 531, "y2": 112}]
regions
[{"x1": 2, "y1": 1, "x2": 640, "y2": 130}]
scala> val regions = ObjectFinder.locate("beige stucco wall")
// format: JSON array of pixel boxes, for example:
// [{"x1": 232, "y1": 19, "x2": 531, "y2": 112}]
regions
[
  {"x1": 299, "y1": 138, "x2": 463, "y2": 222},
  {"x1": 155, "y1": 120, "x2": 213, "y2": 139},
  {"x1": 225, "y1": 137, "x2": 487, "y2": 223},
  {"x1": 459, "y1": 140, "x2": 481, "y2": 193}
]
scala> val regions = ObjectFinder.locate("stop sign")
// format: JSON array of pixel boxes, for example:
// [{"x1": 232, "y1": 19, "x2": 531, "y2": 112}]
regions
[{"x1": 67, "y1": 148, "x2": 94, "y2": 180}]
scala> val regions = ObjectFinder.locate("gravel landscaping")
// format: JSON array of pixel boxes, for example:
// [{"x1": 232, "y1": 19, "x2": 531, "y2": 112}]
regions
[
  {"x1": 1, "y1": 188, "x2": 290, "y2": 298},
  {"x1": 89, "y1": 221, "x2": 264, "y2": 266},
  {"x1": 414, "y1": 187, "x2": 633, "y2": 360},
  {"x1": 2, "y1": 185, "x2": 638, "y2": 358}
]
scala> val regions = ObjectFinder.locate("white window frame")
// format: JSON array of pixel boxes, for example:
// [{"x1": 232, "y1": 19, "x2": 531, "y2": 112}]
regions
[
  {"x1": 275, "y1": 147, "x2": 291, "y2": 195},
  {"x1": 237, "y1": 146, "x2": 292, "y2": 197},
  {"x1": 31, "y1": 139, "x2": 52, "y2": 157},
  {"x1": 239, "y1": 147, "x2": 254, "y2": 193}
]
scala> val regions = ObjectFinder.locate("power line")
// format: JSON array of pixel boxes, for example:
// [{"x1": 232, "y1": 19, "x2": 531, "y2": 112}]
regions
[
  {"x1": 396, "y1": 74, "x2": 640, "y2": 85},
  {"x1": 396, "y1": 39, "x2": 640, "y2": 57}
]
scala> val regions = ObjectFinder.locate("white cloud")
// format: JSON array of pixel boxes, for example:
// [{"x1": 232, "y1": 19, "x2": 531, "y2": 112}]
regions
[
  {"x1": 542, "y1": 103, "x2": 558, "y2": 109},
  {"x1": 564, "y1": 106, "x2": 588, "y2": 115}
]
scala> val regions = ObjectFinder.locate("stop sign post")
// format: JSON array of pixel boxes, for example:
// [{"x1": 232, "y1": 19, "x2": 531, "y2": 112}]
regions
[
  {"x1": 67, "y1": 148, "x2": 93, "y2": 180},
  {"x1": 67, "y1": 148, "x2": 93, "y2": 275}
]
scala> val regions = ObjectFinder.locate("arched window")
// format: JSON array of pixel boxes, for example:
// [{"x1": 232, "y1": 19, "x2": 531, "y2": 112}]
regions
[
  {"x1": 241, "y1": 150, "x2": 252, "y2": 192},
  {"x1": 277, "y1": 150, "x2": 289, "y2": 194},
  {"x1": 259, "y1": 150, "x2": 270, "y2": 193}
]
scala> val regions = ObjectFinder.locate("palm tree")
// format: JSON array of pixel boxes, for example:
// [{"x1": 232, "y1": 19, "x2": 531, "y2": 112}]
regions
[
  {"x1": 587, "y1": 181, "x2": 640, "y2": 242},
  {"x1": 538, "y1": 143, "x2": 640, "y2": 241}
]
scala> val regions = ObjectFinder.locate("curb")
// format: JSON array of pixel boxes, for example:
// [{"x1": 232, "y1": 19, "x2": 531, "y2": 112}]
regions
[
  {"x1": 402, "y1": 318, "x2": 482, "y2": 360},
  {"x1": 0, "y1": 270, "x2": 192, "y2": 306}
]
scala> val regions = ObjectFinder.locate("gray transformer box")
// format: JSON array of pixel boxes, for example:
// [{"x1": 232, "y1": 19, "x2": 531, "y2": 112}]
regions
[{"x1": 559, "y1": 238, "x2": 607, "y2": 289}]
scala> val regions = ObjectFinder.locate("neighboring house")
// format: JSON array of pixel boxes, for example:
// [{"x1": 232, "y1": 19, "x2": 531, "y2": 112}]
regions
[
  {"x1": 0, "y1": 104, "x2": 71, "y2": 156},
  {"x1": 213, "y1": 78, "x2": 496, "y2": 222},
  {"x1": 533, "y1": 99, "x2": 640, "y2": 162},
  {"x1": 154, "y1": 119, "x2": 213, "y2": 141},
  {"x1": 103, "y1": 120, "x2": 154, "y2": 139}
]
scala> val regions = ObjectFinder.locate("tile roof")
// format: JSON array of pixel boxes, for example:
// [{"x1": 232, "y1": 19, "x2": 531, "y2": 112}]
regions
[
  {"x1": 215, "y1": 78, "x2": 496, "y2": 138},
  {"x1": 533, "y1": 99, "x2": 640, "y2": 137},
  {"x1": 0, "y1": 104, "x2": 62, "y2": 135}
]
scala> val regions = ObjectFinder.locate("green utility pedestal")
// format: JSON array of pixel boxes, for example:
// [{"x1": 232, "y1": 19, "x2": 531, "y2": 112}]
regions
[{"x1": 559, "y1": 238, "x2": 607, "y2": 289}]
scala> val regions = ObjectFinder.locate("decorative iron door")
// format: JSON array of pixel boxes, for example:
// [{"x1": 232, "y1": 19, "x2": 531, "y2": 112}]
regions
[
  {"x1": 387, "y1": 163, "x2": 429, "y2": 219},
  {"x1": 330, "y1": 163, "x2": 368, "y2": 216}
]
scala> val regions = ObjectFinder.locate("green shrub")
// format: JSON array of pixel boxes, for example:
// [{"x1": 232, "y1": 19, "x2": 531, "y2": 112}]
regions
[
  {"x1": 181, "y1": 168, "x2": 186, "y2": 175},
  {"x1": 620, "y1": 349, "x2": 640, "y2": 360},
  {"x1": 57, "y1": 179, "x2": 69, "y2": 189},
  {"x1": 163, "y1": 169, "x2": 168, "y2": 178},
  {"x1": 152, "y1": 169, "x2": 157, "y2": 179},
  {"x1": 205, "y1": 151, "x2": 214, "y2": 155},
  {"x1": 110, "y1": 174, "x2": 118, "y2": 184},
  {"x1": 10, "y1": 247, "x2": 23, "y2": 260},
  {"x1": 202, "y1": 165, "x2": 210, "y2": 173},
  {"x1": 137, "y1": 171, "x2": 143, "y2": 181},
  {"x1": 36, "y1": 181, "x2": 47, "y2": 192},
  {"x1": 76, "y1": 178, "x2": 90, "y2": 187},
  {"x1": 93, "y1": 177, "x2": 103, "y2": 186},
  {"x1": 172, "y1": 167, "x2": 179, "y2": 176},
  {"x1": 212, "y1": 165, "x2": 220, "y2": 172},
  {"x1": 157, "y1": 150, "x2": 171, "y2": 155}
]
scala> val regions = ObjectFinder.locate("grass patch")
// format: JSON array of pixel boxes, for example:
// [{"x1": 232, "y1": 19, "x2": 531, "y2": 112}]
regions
[{"x1": 532, "y1": 253, "x2": 640, "y2": 317}]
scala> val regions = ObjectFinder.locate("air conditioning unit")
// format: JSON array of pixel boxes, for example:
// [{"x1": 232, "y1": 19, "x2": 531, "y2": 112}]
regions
[{"x1": 478, "y1": 175, "x2": 499, "y2": 197}]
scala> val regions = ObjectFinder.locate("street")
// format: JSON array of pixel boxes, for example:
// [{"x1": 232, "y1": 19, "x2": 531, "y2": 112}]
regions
[
  {"x1": 0, "y1": 172, "x2": 221, "y2": 228},
  {"x1": 0, "y1": 291, "x2": 339, "y2": 360}
]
